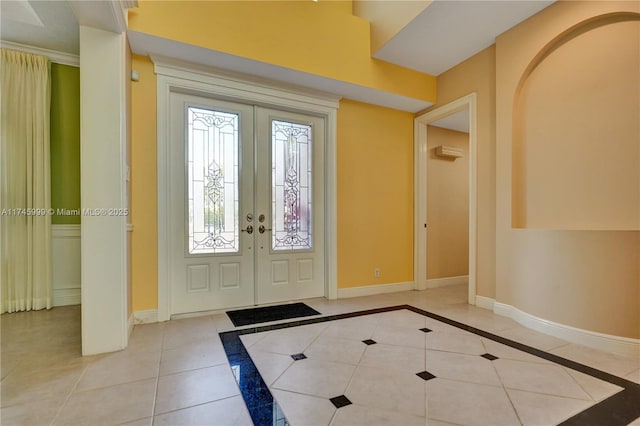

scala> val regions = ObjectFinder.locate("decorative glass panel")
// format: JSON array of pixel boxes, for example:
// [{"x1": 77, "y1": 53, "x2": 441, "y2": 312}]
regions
[
  {"x1": 271, "y1": 120, "x2": 313, "y2": 251},
  {"x1": 187, "y1": 107, "x2": 239, "y2": 254}
]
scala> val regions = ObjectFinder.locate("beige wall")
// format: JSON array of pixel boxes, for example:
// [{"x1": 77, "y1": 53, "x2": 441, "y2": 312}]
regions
[
  {"x1": 496, "y1": 1, "x2": 640, "y2": 338},
  {"x1": 424, "y1": 45, "x2": 496, "y2": 298},
  {"x1": 426, "y1": 126, "x2": 469, "y2": 279},
  {"x1": 513, "y1": 19, "x2": 640, "y2": 230}
]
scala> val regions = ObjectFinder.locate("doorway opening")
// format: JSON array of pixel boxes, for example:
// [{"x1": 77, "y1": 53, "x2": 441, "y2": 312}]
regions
[{"x1": 414, "y1": 93, "x2": 477, "y2": 304}]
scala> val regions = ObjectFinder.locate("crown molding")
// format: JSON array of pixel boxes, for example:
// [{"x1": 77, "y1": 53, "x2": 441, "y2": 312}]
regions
[{"x1": 0, "y1": 40, "x2": 79, "y2": 67}]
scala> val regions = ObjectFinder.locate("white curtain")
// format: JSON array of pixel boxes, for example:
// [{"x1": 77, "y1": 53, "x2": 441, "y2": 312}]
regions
[{"x1": 0, "y1": 49, "x2": 52, "y2": 313}]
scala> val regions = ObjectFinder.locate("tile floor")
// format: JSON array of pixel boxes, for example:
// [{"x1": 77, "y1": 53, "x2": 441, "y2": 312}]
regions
[{"x1": 1, "y1": 285, "x2": 639, "y2": 425}]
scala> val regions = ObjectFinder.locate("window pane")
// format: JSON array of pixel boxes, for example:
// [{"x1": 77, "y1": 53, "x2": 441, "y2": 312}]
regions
[
  {"x1": 188, "y1": 107, "x2": 239, "y2": 254},
  {"x1": 271, "y1": 120, "x2": 313, "y2": 251}
]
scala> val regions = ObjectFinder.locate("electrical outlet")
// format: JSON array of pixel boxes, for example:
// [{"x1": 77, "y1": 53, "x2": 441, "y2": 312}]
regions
[{"x1": 374, "y1": 268, "x2": 380, "y2": 278}]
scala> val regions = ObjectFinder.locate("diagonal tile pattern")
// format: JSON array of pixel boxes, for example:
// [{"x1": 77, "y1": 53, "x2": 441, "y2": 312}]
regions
[
  {"x1": 239, "y1": 304, "x2": 637, "y2": 425},
  {"x1": 2, "y1": 285, "x2": 639, "y2": 426}
]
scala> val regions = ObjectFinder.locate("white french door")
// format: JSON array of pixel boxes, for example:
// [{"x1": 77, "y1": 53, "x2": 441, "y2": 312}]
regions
[{"x1": 169, "y1": 93, "x2": 325, "y2": 315}]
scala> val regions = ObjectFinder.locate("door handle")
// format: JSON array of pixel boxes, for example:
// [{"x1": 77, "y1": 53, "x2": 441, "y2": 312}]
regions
[
  {"x1": 258, "y1": 225, "x2": 272, "y2": 234},
  {"x1": 241, "y1": 225, "x2": 254, "y2": 234}
]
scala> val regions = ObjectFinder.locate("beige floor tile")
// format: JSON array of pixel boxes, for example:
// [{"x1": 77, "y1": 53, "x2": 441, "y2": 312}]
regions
[
  {"x1": 159, "y1": 340, "x2": 227, "y2": 376},
  {"x1": 247, "y1": 350, "x2": 294, "y2": 386},
  {"x1": 426, "y1": 418, "x2": 460, "y2": 426},
  {"x1": 239, "y1": 330, "x2": 269, "y2": 348},
  {"x1": 549, "y1": 344, "x2": 640, "y2": 378},
  {"x1": 497, "y1": 326, "x2": 571, "y2": 351},
  {"x1": 1, "y1": 363, "x2": 85, "y2": 408},
  {"x1": 272, "y1": 358, "x2": 356, "y2": 399},
  {"x1": 375, "y1": 310, "x2": 427, "y2": 329},
  {"x1": 127, "y1": 322, "x2": 165, "y2": 353},
  {"x1": 494, "y1": 359, "x2": 591, "y2": 400},
  {"x1": 153, "y1": 395, "x2": 252, "y2": 426},
  {"x1": 321, "y1": 316, "x2": 378, "y2": 342},
  {"x1": 272, "y1": 389, "x2": 336, "y2": 426},
  {"x1": 372, "y1": 324, "x2": 427, "y2": 349},
  {"x1": 564, "y1": 367, "x2": 623, "y2": 402},
  {"x1": 481, "y1": 338, "x2": 551, "y2": 364},
  {"x1": 0, "y1": 395, "x2": 64, "y2": 426},
  {"x1": 54, "y1": 378, "x2": 156, "y2": 425},
  {"x1": 360, "y1": 343, "x2": 426, "y2": 374},
  {"x1": 162, "y1": 316, "x2": 218, "y2": 350},
  {"x1": 426, "y1": 378, "x2": 519, "y2": 426},
  {"x1": 625, "y1": 368, "x2": 640, "y2": 384},
  {"x1": 304, "y1": 335, "x2": 367, "y2": 365},
  {"x1": 250, "y1": 323, "x2": 328, "y2": 356},
  {"x1": 119, "y1": 416, "x2": 153, "y2": 426},
  {"x1": 506, "y1": 388, "x2": 593, "y2": 426},
  {"x1": 331, "y1": 403, "x2": 426, "y2": 426},
  {"x1": 425, "y1": 330, "x2": 485, "y2": 355},
  {"x1": 155, "y1": 365, "x2": 240, "y2": 415},
  {"x1": 426, "y1": 350, "x2": 501, "y2": 386},
  {"x1": 346, "y1": 365, "x2": 426, "y2": 418},
  {"x1": 75, "y1": 348, "x2": 161, "y2": 392}
]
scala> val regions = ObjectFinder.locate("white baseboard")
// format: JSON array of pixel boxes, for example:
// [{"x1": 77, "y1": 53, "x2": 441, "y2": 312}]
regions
[
  {"x1": 133, "y1": 309, "x2": 159, "y2": 324},
  {"x1": 127, "y1": 314, "x2": 135, "y2": 337},
  {"x1": 337, "y1": 281, "x2": 414, "y2": 299},
  {"x1": 426, "y1": 275, "x2": 468, "y2": 289},
  {"x1": 53, "y1": 287, "x2": 81, "y2": 306},
  {"x1": 493, "y1": 301, "x2": 639, "y2": 358},
  {"x1": 475, "y1": 295, "x2": 495, "y2": 311},
  {"x1": 51, "y1": 224, "x2": 81, "y2": 238}
]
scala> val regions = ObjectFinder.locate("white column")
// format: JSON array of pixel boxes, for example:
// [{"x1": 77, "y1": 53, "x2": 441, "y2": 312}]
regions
[{"x1": 79, "y1": 26, "x2": 128, "y2": 355}]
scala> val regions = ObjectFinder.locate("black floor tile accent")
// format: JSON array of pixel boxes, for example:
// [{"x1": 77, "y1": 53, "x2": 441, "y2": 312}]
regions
[
  {"x1": 220, "y1": 304, "x2": 640, "y2": 426},
  {"x1": 329, "y1": 395, "x2": 352, "y2": 409},
  {"x1": 362, "y1": 339, "x2": 377, "y2": 345},
  {"x1": 419, "y1": 327, "x2": 432, "y2": 333},
  {"x1": 226, "y1": 302, "x2": 321, "y2": 327},
  {"x1": 416, "y1": 371, "x2": 436, "y2": 381},
  {"x1": 481, "y1": 353, "x2": 499, "y2": 361},
  {"x1": 291, "y1": 353, "x2": 307, "y2": 361}
]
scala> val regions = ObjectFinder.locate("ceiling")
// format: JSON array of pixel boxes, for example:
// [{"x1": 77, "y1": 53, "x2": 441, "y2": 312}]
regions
[{"x1": 1, "y1": 0, "x2": 554, "y2": 118}]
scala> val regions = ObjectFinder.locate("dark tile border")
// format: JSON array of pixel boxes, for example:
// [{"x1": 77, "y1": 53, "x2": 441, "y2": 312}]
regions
[{"x1": 220, "y1": 304, "x2": 640, "y2": 426}]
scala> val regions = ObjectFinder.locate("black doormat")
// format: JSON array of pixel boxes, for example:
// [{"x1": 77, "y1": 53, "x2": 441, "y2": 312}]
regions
[{"x1": 226, "y1": 302, "x2": 321, "y2": 327}]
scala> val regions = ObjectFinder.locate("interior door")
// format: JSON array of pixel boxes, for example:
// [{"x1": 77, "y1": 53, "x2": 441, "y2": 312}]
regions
[
  {"x1": 169, "y1": 94, "x2": 325, "y2": 315},
  {"x1": 254, "y1": 108, "x2": 325, "y2": 304},
  {"x1": 169, "y1": 93, "x2": 255, "y2": 315}
]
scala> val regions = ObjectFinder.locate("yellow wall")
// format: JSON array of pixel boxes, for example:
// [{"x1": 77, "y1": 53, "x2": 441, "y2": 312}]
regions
[
  {"x1": 423, "y1": 45, "x2": 496, "y2": 298},
  {"x1": 337, "y1": 99, "x2": 414, "y2": 287},
  {"x1": 495, "y1": 1, "x2": 640, "y2": 338},
  {"x1": 426, "y1": 126, "x2": 469, "y2": 279},
  {"x1": 131, "y1": 54, "x2": 157, "y2": 311},
  {"x1": 128, "y1": 0, "x2": 436, "y2": 102},
  {"x1": 130, "y1": 57, "x2": 415, "y2": 309}
]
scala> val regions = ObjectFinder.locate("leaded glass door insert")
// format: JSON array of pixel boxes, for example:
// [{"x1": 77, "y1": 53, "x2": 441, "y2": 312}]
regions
[
  {"x1": 170, "y1": 94, "x2": 255, "y2": 315},
  {"x1": 170, "y1": 93, "x2": 325, "y2": 314},
  {"x1": 187, "y1": 107, "x2": 240, "y2": 254},
  {"x1": 255, "y1": 108, "x2": 325, "y2": 305},
  {"x1": 271, "y1": 120, "x2": 313, "y2": 251}
]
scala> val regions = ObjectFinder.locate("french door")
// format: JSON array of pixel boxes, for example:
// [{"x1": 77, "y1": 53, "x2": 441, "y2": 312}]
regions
[{"x1": 169, "y1": 93, "x2": 325, "y2": 315}]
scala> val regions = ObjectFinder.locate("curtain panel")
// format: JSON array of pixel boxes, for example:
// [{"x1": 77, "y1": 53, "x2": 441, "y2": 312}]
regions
[{"x1": 0, "y1": 48, "x2": 52, "y2": 313}]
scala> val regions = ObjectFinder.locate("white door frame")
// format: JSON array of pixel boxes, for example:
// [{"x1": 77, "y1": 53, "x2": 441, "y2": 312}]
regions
[
  {"x1": 154, "y1": 57, "x2": 340, "y2": 321},
  {"x1": 414, "y1": 93, "x2": 477, "y2": 305}
]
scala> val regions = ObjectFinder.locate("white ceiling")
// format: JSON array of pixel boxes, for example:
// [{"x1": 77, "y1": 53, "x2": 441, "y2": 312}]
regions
[
  {"x1": 0, "y1": 0, "x2": 79, "y2": 55},
  {"x1": 430, "y1": 109, "x2": 469, "y2": 133},
  {"x1": 0, "y1": 0, "x2": 554, "y2": 117},
  {"x1": 374, "y1": 0, "x2": 554, "y2": 76}
]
